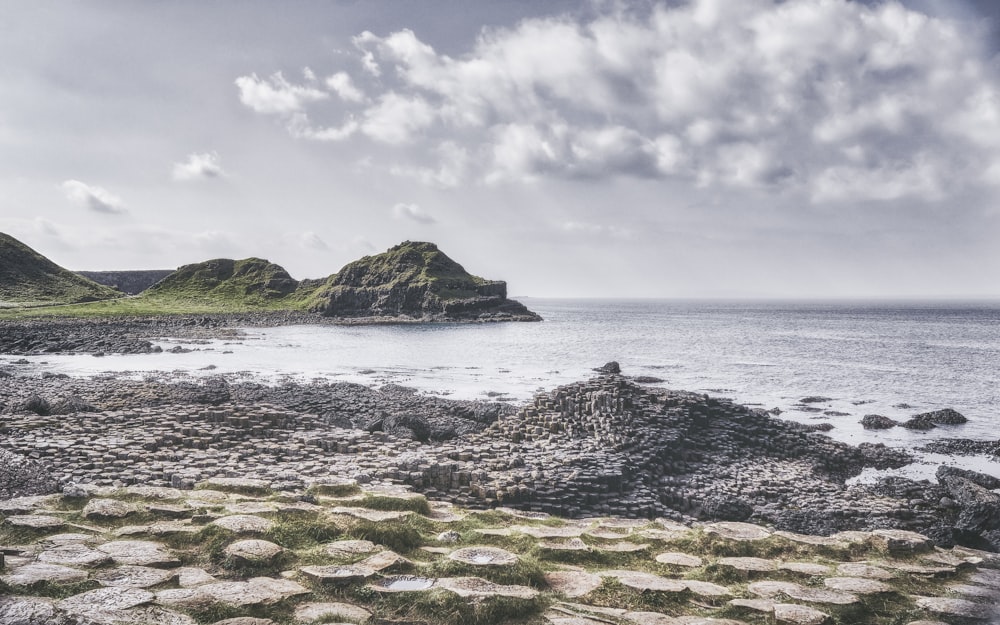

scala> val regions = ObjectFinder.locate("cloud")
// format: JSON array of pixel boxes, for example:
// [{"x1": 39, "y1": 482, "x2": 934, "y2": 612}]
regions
[
  {"x1": 61, "y1": 180, "x2": 125, "y2": 214},
  {"x1": 297, "y1": 231, "x2": 329, "y2": 250},
  {"x1": 235, "y1": 0, "x2": 1000, "y2": 205},
  {"x1": 392, "y1": 203, "x2": 437, "y2": 224},
  {"x1": 172, "y1": 152, "x2": 225, "y2": 181},
  {"x1": 234, "y1": 72, "x2": 328, "y2": 115}
]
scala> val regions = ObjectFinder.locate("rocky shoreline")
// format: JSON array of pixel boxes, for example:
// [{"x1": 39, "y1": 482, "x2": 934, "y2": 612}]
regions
[{"x1": 2, "y1": 359, "x2": 999, "y2": 558}]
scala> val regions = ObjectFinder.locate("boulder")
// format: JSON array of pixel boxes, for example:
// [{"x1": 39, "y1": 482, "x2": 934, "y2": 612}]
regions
[{"x1": 861, "y1": 414, "x2": 897, "y2": 429}]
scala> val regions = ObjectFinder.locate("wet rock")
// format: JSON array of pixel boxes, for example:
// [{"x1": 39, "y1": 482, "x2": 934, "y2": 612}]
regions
[
  {"x1": 937, "y1": 465, "x2": 1000, "y2": 490},
  {"x1": 861, "y1": 414, "x2": 897, "y2": 429}
]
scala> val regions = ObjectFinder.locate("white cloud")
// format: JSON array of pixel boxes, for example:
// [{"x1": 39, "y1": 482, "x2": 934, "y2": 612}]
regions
[
  {"x1": 235, "y1": 0, "x2": 1000, "y2": 204},
  {"x1": 392, "y1": 203, "x2": 437, "y2": 224},
  {"x1": 234, "y1": 72, "x2": 328, "y2": 115},
  {"x1": 325, "y1": 71, "x2": 364, "y2": 103},
  {"x1": 172, "y1": 152, "x2": 225, "y2": 181},
  {"x1": 61, "y1": 180, "x2": 126, "y2": 214}
]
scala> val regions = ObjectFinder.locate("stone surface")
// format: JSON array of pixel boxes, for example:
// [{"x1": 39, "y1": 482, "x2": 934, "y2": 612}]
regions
[
  {"x1": 778, "y1": 562, "x2": 831, "y2": 576},
  {"x1": 544, "y1": 571, "x2": 603, "y2": 598},
  {"x1": 1, "y1": 562, "x2": 89, "y2": 585},
  {"x1": 448, "y1": 546, "x2": 519, "y2": 566},
  {"x1": 58, "y1": 587, "x2": 154, "y2": 612},
  {"x1": 224, "y1": 539, "x2": 284, "y2": 564},
  {"x1": 748, "y1": 581, "x2": 859, "y2": 605},
  {"x1": 656, "y1": 552, "x2": 703, "y2": 567},
  {"x1": 324, "y1": 540, "x2": 377, "y2": 558},
  {"x1": 5, "y1": 514, "x2": 64, "y2": 529},
  {"x1": 211, "y1": 514, "x2": 275, "y2": 533},
  {"x1": 597, "y1": 570, "x2": 687, "y2": 593},
  {"x1": 822, "y1": 576, "x2": 894, "y2": 594},
  {"x1": 299, "y1": 564, "x2": 375, "y2": 584},
  {"x1": 97, "y1": 540, "x2": 179, "y2": 567},
  {"x1": 93, "y1": 565, "x2": 178, "y2": 588},
  {"x1": 158, "y1": 577, "x2": 309, "y2": 607},
  {"x1": 37, "y1": 543, "x2": 112, "y2": 567},
  {"x1": 716, "y1": 556, "x2": 778, "y2": 572},
  {"x1": 82, "y1": 498, "x2": 136, "y2": 520},
  {"x1": 914, "y1": 596, "x2": 993, "y2": 620},
  {"x1": 835, "y1": 562, "x2": 893, "y2": 579},
  {"x1": 773, "y1": 603, "x2": 829, "y2": 625},
  {"x1": 437, "y1": 576, "x2": 539, "y2": 599},
  {"x1": 294, "y1": 601, "x2": 372, "y2": 623}
]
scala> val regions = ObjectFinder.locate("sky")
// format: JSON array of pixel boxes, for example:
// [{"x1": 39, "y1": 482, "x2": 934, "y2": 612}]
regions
[{"x1": 2, "y1": 0, "x2": 1000, "y2": 298}]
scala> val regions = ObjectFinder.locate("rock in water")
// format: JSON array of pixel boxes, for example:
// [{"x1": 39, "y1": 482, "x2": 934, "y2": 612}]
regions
[{"x1": 307, "y1": 241, "x2": 540, "y2": 321}]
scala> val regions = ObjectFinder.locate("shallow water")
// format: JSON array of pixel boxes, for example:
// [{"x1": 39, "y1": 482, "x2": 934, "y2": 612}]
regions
[{"x1": 10, "y1": 298, "x2": 1000, "y2": 478}]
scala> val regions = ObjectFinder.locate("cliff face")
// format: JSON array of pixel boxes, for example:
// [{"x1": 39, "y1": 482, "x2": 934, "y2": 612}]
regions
[
  {"x1": 0, "y1": 233, "x2": 122, "y2": 306},
  {"x1": 310, "y1": 242, "x2": 540, "y2": 321},
  {"x1": 77, "y1": 270, "x2": 174, "y2": 295}
]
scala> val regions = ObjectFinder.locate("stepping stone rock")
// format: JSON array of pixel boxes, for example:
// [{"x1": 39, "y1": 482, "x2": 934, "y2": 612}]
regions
[
  {"x1": 211, "y1": 515, "x2": 274, "y2": 534},
  {"x1": 968, "y1": 568, "x2": 1000, "y2": 588},
  {"x1": 656, "y1": 552, "x2": 703, "y2": 567},
  {"x1": 329, "y1": 507, "x2": 412, "y2": 522},
  {"x1": 116, "y1": 521, "x2": 198, "y2": 537},
  {"x1": 683, "y1": 579, "x2": 731, "y2": 599},
  {"x1": 437, "y1": 576, "x2": 539, "y2": 599},
  {"x1": 716, "y1": 557, "x2": 778, "y2": 572},
  {"x1": 704, "y1": 522, "x2": 771, "y2": 541},
  {"x1": 83, "y1": 498, "x2": 136, "y2": 520},
  {"x1": 124, "y1": 485, "x2": 184, "y2": 500},
  {"x1": 914, "y1": 596, "x2": 993, "y2": 620},
  {"x1": 146, "y1": 504, "x2": 192, "y2": 519},
  {"x1": 178, "y1": 567, "x2": 217, "y2": 587},
  {"x1": 198, "y1": 477, "x2": 271, "y2": 494},
  {"x1": 544, "y1": 571, "x2": 603, "y2": 597},
  {"x1": 823, "y1": 576, "x2": 894, "y2": 594},
  {"x1": 224, "y1": 539, "x2": 284, "y2": 564},
  {"x1": 299, "y1": 564, "x2": 375, "y2": 584},
  {"x1": 514, "y1": 525, "x2": 585, "y2": 538},
  {"x1": 730, "y1": 598, "x2": 776, "y2": 613},
  {"x1": 324, "y1": 540, "x2": 377, "y2": 558},
  {"x1": 58, "y1": 587, "x2": 154, "y2": 612},
  {"x1": 97, "y1": 540, "x2": 180, "y2": 567},
  {"x1": 2, "y1": 562, "x2": 89, "y2": 585},
  {"x1": 294, "y1": 601, "x2": 371, "y2": 623},
  {"x1": 5, "y1": 515, "x2": 64, "y2": 529},
  {"x1": 871, "y1": 529, "x2": 933, "y2": 553},
  {"x1": 37, "y1": 543, "x2": 112, "y2": 567},
  {"x1": 369, "y1": 575, "x2": 437, "y2": 593},
  {"x1": 748, "y1": 581, "x2": 858, "y2": 605},
  {"x1": 212, "y1": 619, "x2": 276, "y2": 625},
  {"x1": 779, "y1": 562, "x2": 831, "y2": 576},
  {"x1": 0, "y1": 597, "x2": 66, "y2": 625},
  {"x1": 773, "y1": 531, "x2": 841, "y2": 546},
  {"x1": 94, "y1": 565, "x2": 178, "y2": 588},
  {"x1": 774, "y1": 603, "x2": 829, "y2": 625},
  {"x1": 449, "y1": 546, "x2": 519, "y2": 566},
  {"x1": 0, "y1": 495, "x2": 58, "y2": 514},
  {"x1": 835, "y1": 562, "x2": 893, "y2": 579},
  {"x1": 621, "y1": 612, "x2": 678, "y2": 625},
  {"x1": 356, "y1": 550, "x2": 407, "y2": 572},
  {"x1": 224, "y1": 502, "x2": 278, "y2": 515},
  {"x1": 597, "y1": 570, "x2": 687, "y2": 593},
  {"x1": 597, "y1": 541, "x2": 648, "y2": 552},
  {"x1": 540, "y1": 538, "x2": 590, "y2": 551},
  {"x1": 158, "y1": 577, "x2": 309, "y2": 608}
]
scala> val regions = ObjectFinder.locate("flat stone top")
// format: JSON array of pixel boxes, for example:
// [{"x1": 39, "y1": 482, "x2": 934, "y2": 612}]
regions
[
  {"x1": 513, "y1": 524, "x2": 585, "y2": 538},
  {"x1": 224, "y1": 539, "x2": 284, "y2": 563},
  {"x1": 329, "y1": 507, "x2": 412, "y2": 522},
  {"x1": 5, "y1": 514, "x2": 65, "y2": 528},
  {"x1": 96, "y1": 540, "x2": 179, "y2": 567},
  {"x1": 716, "y1": 557, "x2": 778, "y2": 572},
  {"x1": 703, "y1": 522, "x2": 771, "y2": 541},
  {"x1": 437, "y1": 576, "x2": 539, "y2": 599},
  {"x1": 1, "y1": 562, "x2": 89, "y2": 585},
  {"x1": 544, "y1": 571, "x2": 603, "y2": 598},
  {"x1": 198, "y1": 477, "x2": 271, "y2": 492},
  {"x1": 211, "y1": 515, "x2": 275, "y2": 533},
  {"x1": 324, "y1": 540, "x2": 377, "y2": 558},
  {"x1": 836, "y1": 562, "x2": 893, "y2": 579},
  {"x1": 656, "y1": 552, "x2": 703, "y2": 567},
  {"x1": 778, "y1": 562, "x2": 832, "y2": 576},
  {"x1": 58, "y1": 587, "x2": 154, "y2": 612},
  {"x1": 823, "y1": 576, "x2": 895, "y2": 594},
  {"x1": 748, "y1": 580, "x2": 859, "y2": 606},
  {"x1": 914, "y1": 596, "x2": 995, "y2": 620},
  {"x1": 37, "y1": 543, "x2": 111, "y2": 567},
  {"x1": 448, "y1": 546, "x2": 519, "y2": 566},
  {"x1": 93, "y1": 565, "x2": 178, "y2": 588},
  {"x1": 294, "y1": 601, "x2": 372, "y2": 623},
  {"x1": 597, "y1": 570, "x2": 687, "y2": 593}
]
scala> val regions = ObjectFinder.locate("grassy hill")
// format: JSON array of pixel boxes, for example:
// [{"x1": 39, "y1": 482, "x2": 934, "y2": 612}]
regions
[{"x1": 0, "y1": 233, "x2": 123, "y2": 307}]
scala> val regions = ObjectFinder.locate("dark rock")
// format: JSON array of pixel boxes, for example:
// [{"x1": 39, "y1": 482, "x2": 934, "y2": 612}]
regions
[
  {"x1": 595, "y1": 361, "x2": 621, "y2": 375},
  {"x1": 633, "y1": 376, "x2": 665, "y2": 384},
  {"x1": 20, "y1": 394, "x2": 51, "y2": 416},
  {"x1": 824, "y1": 411, "x2": 850, "y2": 417},
  {"x1": 800, "y1": 396, "x2": 832, "y2": 404},
  {"x1": 894, "y1": 403, "x2": 914, "y2": 409},
  {"x1": 698, "y1": 495, "x2": 753, "y2": 521},
  {"x1": 936, "y1": 466, "x2": 1000, "y2": 491},
  {"x1": 942, "y1": 476, "x2": 1000, "y2": 534},
  {"x1": 0, "y1": 450, "x2": 59, "y2": 499},
  {"x1": 50, "y1": 395, "x2": 98, "y2": 415},
  {"x1": 901, "y1": 415, "x2": 937, "y2": 430},
  {"x1": 913, "y1": 408, "x2": 968, "y2": 425},
  {"x1": 861, "y1": 414, "x2": 897, "y2": 430},
  {"x1": 382, "y1": 413, "x2": 431, "y2": 443}
]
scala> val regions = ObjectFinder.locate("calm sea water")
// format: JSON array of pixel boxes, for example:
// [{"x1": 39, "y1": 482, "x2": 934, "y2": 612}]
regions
[{"x1": 12, "y1": 299, "x2": 1000, "y2": 478}]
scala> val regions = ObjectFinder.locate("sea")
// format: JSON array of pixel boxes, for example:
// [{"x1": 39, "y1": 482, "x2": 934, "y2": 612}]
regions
[{"x1": 9, "y1": 299, "x2": 1000, "y2": 481}]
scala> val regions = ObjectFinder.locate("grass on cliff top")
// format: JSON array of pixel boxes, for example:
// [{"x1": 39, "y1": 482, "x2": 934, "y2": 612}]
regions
[{"x1": 0, "y1": 258, "x2": 323, "y2": 319}]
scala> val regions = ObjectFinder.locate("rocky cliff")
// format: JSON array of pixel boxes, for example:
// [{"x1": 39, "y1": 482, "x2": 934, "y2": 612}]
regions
[
  {"x1": 308, "y1": 241, "x2": 540, "y2": 321},
  {"x1": 77, "y1": 270, "x2": 174, "y2": 295},
  {"x1": 0, "y1": 233, "x2": 122, "y2": 306},
  {"x1": 142, "y1": 258, "x2": 300, "y2": 306}
]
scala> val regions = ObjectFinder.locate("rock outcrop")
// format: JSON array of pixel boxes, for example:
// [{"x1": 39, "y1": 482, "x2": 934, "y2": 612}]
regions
[
  {"x1": 308, "y1": 242, "x2": 540, "y2": 321},
  {"x1": 143, "y1": 258, "x2": 300, "y2": 304},
  {"x1": 77, "y1": 270, "x2": 174, "y2": 295},
  {"x1": 0, "y1": 232, "x2": 122, "y2": 306}
]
